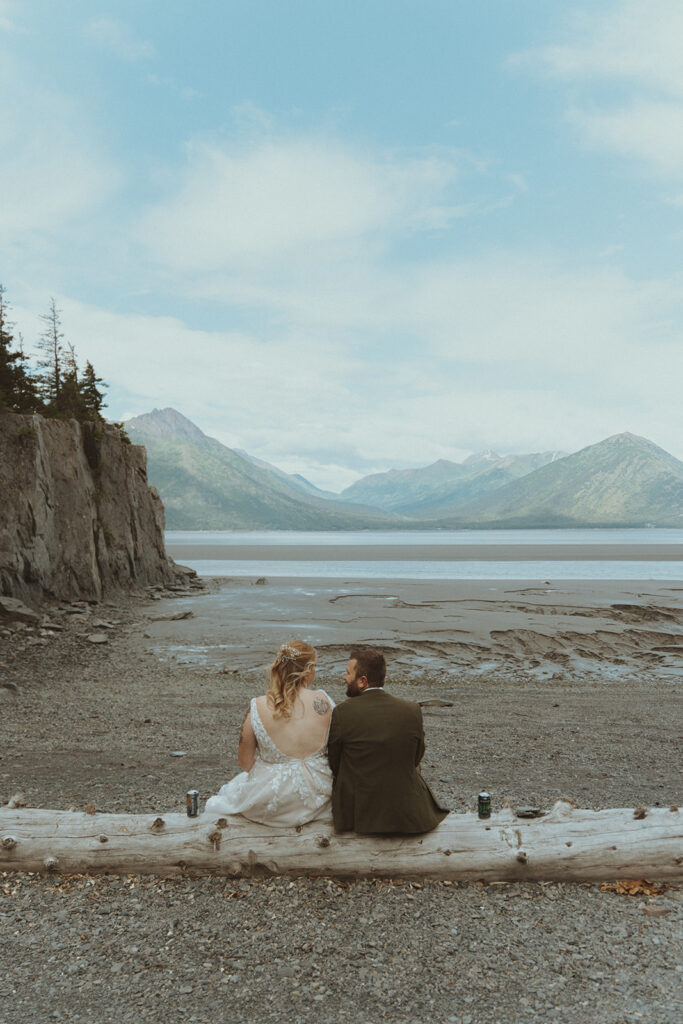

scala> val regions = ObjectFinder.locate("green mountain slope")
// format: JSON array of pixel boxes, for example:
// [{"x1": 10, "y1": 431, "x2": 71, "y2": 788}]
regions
[
  {"x1": 440, "y1": 433, "x2": 683, "y2": 527},
  {"x1": 341, "y1": 451, "x2": 564, "y2": 515},
  {"x1": 234, "y1": 449, "x2": 338, "y2": 499},
  {"x1": 124, "y1": 409, "x2": 399, "y2": 530},
  {"x1": 340, "y1": 459, "x2": 468, "y2": 512},
  {"x1": 124, "y1": 412, "x2": 682, "y2": 529}
]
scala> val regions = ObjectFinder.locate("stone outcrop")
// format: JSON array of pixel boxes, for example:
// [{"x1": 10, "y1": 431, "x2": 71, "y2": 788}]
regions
[{"x1": 0, "y1": 414, "x2": 176, "y2": 603}]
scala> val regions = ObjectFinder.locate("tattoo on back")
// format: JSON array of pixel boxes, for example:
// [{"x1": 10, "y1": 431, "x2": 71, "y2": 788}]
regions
[{"x1": 313, "y1": 696, "x2": 330, "y2": 716}]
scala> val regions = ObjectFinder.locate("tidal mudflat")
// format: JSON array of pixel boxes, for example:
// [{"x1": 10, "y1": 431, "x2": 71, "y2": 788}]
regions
[
  {"x1": 145, "y1": 576, "x2": 683, "y2": 680},
  {"x1": 1, "y1": 578, "x2": 681, "y2": 1024}
]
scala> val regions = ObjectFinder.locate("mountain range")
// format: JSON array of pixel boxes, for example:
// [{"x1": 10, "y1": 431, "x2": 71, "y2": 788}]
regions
[
  {"x1": 339, "y1": 450, "x2": 567, "y2": 516},
  {"x1": 124, "y1": 409, "x2": 396, "y2": 530},
  {"x1": 438, "y1": 432, "x2": 683, "y2": 528},
  {"x1": 124, "y1": 408, "x2": 683, "y2": 529}
]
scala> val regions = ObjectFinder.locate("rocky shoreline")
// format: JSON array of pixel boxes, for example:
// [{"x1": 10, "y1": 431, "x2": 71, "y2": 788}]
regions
[{"x1": 1, "y1": 582, "x2": 681, "y2": 1023}]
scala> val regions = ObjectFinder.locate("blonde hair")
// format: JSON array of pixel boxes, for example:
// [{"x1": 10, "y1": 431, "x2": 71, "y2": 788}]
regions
[{"x1": 266, "y1": 640, "x2": 317, "y2": 720}]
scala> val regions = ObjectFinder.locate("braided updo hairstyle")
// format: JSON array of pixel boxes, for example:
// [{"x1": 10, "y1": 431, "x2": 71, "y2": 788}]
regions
[{"x1": 266, "y1": 640, "x2": 317, "y2": 720}]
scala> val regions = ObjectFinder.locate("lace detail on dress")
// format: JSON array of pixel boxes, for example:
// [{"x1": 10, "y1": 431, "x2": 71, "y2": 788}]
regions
[
  {"x1": 204, "y1": 692, "x2": 335, "y2": 827},
  {"x1": 250, "y1": 698, "x2": 290, "y2": 764}
]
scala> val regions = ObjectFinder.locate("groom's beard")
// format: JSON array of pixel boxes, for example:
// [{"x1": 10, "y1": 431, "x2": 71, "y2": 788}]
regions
[{"x1": 345, "y1": 679, "x2": 363, "y2": 698}]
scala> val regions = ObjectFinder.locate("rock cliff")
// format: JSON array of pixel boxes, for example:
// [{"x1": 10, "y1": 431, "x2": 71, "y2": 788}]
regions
[{"x1": 0, "y1": 413, "x2": 176, "y2": 603}]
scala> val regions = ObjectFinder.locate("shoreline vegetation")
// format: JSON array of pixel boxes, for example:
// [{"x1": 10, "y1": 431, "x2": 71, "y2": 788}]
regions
[{"x1": 0, "y1": 285, "x2": 115, "y2": 428}]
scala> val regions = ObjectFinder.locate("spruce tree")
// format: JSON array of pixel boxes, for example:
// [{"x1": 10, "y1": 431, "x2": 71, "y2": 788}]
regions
[
  {"x1": 12, "y1": 332, "x2": 40, "y2": 413},
  {"x1": 79, "y1": 360, "x2": 107, "y2": 420},
  {"x1": 0, "y1": 288, "x2": 109, "y2": 422},
  {"x1": 0, "y1": 283, "x2": 18, "y2": 410},
  {"x1": 0, "y1": 284, "x2": 39, "y2": 413},
  {"x1": 36, "y1": 297, "x2": 65, "y2": 409},
  {"x1": 54, "y1": 342, "x2": 87, "y2": 419}
]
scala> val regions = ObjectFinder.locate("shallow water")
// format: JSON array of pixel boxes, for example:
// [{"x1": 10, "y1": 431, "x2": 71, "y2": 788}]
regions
[
  {"x1": 166, "y1": 528, "x2": 683, "y2": 581},
  {"x1": 167, "y1": 527, "x2": 683, "y2": 546},
  {"x1": 173, "y1": 558, "x2": 683, "y2": 581}
]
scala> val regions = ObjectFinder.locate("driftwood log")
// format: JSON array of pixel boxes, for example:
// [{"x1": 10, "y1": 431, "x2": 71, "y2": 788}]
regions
[{"x1": 1, "y1": 802, "x2": 681, "y2": 881}]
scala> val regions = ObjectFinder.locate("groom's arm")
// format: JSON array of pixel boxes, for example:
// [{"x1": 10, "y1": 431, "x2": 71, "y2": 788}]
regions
[{"x1": 327, "y1": 707, "x2": 342, "y2": 775}]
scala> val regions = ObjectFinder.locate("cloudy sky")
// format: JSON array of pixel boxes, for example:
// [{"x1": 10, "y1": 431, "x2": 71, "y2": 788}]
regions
[{"x1": 2, "y1": 1, "x2": 682, "y2": 490}]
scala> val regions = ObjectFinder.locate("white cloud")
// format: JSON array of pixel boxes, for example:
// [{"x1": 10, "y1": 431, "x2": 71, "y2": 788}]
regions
[
  {"x1": 7, "y1": 109, "x2": 670, "y2": 485},
  {"x1": 405, "y1": 257, "x2": 646, "y2": 368},
  {"x1": 231, "y1": 101, "x2": 275, "y2": 133},
  {"x1": 136, "y1": 132, "x2": 671, "y2": 392},
  {"x1": 17, "y1": 297, "x2": 361, "y2": 462},
  {"x1": 138, "y1": 137, "x2": 461, "y2": 270},
  {"x1": 0, "y1": 55, "x2": 120, "y2": 241},
  {"x1": 187, "y1": 247, "x2": 664, "y2": 381},
  {"x1": 121, "y1": 122, "x2": 683, "y2": 482},
  {"x1": 146, "y1": 73, "x2": 199, "y2": 101},
  {"x1": 14, "y1": 244, "x2": 681, "y2": 491},
  {"x1": 3, "y1": 7, "x2": 680, "y2": 491},
  {"x1": 0, "y1": 0, "x2": 16, "y2": 32},
  {"x1": 524, "y1": 1, "x2": 683, "y2": 96},
  {"x1": 516, "y1": 1, "x2": 683, "y2": 179},
  {"x1": 568, "y1": 100, "x2": 683, "y2": 175},
  {"x1": 84, "y1": 17, "x2": 155, "y2": 61}
]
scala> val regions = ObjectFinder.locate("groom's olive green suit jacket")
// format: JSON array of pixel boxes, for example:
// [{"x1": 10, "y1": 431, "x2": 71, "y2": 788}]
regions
[{"x1": 327, "y1": 688, "x2": 448, "y2": 834}]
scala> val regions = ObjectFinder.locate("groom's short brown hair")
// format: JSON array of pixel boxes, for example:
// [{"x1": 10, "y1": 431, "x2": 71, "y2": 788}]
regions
[{"x1": 349, "y1": 648, "x2": 386, "y2": 688}]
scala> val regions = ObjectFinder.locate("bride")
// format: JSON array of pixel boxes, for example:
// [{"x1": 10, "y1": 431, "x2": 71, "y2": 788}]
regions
[{"x1": 204, "y1": 640, "x2": 334, "y2": 826}]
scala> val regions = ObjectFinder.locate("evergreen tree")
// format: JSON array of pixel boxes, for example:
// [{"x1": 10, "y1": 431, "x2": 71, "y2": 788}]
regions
[
  {"x1": 0, "y1": 288, "x2": 110, "y2": 423},
  {"x1": 36, "y1": 297, "x2": 65, "y2": 408},
  {"x1": 0, "y1": 283, "x2": 18, "y2": 410},
  {"x1": 79, "y1": 360, "x2": 107, "y2": 420},
  {"x1": 53, "y1": 342, "x2": 87, "y2": 419},
  {"x1": 0, "y1": 284, "x2": 39, "y2": 413},
  {"x1": 12, "y1": 331, "x2": 41, "y2": 413}
]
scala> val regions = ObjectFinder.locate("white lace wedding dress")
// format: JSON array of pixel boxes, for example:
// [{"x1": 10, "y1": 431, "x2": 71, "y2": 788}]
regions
[{"x1": 204, "y1": 694, "x2": 334, "y2": 827}]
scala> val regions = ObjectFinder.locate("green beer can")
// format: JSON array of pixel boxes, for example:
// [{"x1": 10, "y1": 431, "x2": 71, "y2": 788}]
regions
[{"x1": 478, "y1": 791, "x2": 491, "y2": 818}]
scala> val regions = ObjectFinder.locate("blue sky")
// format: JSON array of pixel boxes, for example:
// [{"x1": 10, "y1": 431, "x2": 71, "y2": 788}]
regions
[{"x1": 2, "y1": 1, "x2": 682, "y2": 489}]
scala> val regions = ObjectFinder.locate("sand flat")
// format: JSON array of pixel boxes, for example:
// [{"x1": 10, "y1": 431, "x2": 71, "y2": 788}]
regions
[{"x1": 144, "y1": 576, "x2": 683, "y2": 679}]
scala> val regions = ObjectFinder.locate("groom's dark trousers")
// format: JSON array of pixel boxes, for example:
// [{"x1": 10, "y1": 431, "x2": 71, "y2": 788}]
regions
[{"x1": 327, "y1": 688, "x2": 448, "y2": 834}]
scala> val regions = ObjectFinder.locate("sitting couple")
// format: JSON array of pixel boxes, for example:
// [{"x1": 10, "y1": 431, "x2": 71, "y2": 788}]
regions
[{"x1": 205, "y1": 640, "x2": 447, "y2": 834}]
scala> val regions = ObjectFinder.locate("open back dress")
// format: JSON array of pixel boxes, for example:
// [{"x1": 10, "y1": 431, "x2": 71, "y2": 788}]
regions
[{"x1": 204, "y1": 693, "x2": 335, "y2": 827}]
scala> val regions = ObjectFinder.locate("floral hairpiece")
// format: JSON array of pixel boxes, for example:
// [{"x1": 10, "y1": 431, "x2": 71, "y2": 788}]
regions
[{"x1": 279, "y1": 643, "x2": 301, "y2": 663}]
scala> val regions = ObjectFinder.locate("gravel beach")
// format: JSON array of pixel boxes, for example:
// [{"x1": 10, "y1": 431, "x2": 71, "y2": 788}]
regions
[{"x1": 1, "y1": 578, "x2": 681, "y2": 1023}]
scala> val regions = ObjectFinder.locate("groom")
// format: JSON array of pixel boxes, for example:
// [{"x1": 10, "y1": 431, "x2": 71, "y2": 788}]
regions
[{"x1": 327, "y1": 648, "x2": 448, "y2": 834}]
